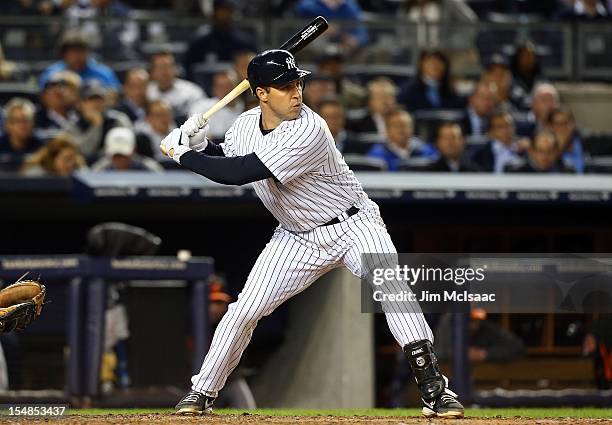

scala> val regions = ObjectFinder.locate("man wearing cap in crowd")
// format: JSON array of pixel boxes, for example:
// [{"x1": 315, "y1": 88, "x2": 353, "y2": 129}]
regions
[
  {"x1": 34, "y1": 70, "x2": 83, "y2": 141},
  {"x1": 182, "y1": 0, "x2": 258, "y2": 81},
  {"x1": 481, "y1": 53, "x2": 527, "y2": 112},
  {"x1": 39, "y1": 29, "x2": 121, "y2": 96},
  {"x1": 91, "y1": 127, "x2": 163, "y2": 172},
  {"x1": 76, "y1": 81, "x2": 131, "y2": 158},
  {"x1": 316, "y1": 46, "x2": 366, "y2": 109}
]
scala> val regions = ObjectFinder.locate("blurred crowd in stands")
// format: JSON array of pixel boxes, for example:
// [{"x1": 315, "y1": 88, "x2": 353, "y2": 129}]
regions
[{"x1": 0, "y1": 0, "x2": 611, "y2": 177}]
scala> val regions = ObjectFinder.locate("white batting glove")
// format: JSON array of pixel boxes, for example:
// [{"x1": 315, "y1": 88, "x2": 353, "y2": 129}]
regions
[
  {"x1": 160, "y1": 128, "x2": 191, "y2": 163},
  {"x1": 180, "y1": 114, "x2": 209, "y2": 152}
]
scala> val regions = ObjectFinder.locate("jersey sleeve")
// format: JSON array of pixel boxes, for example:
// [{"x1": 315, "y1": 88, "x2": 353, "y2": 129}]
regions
[
  {"x1": 220, "y1": 122, "x2": 238, "y2": 158},
  {"x1": 253, "y1": 117, "x2": 328, "y2": 184}
]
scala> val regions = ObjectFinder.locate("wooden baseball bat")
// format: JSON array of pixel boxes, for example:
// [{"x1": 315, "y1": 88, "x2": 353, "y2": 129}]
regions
[
  {"x1": 201, "y1": 16, "x2": 329, "y2": 121},
  {"x1": 161, "y1": 17, "x2": 328, "y2": 155},
  {"x1": 201, "y1": 16, "x2": 328, "y2": 120}
]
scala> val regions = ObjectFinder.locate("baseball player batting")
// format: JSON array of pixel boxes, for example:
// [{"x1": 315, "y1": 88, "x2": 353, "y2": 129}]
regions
[{"x1": 160, "y1": 49, "x2": 464, "y2": 419}]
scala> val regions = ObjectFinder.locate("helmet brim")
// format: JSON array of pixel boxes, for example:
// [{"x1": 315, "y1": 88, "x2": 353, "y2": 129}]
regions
[{"x1": 269, "y1": 68, "x2": 311, "y2": 87}]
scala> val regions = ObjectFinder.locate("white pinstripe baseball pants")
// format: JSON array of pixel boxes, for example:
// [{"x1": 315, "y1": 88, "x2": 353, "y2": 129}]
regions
[{"x1": 191, "y1": 204, "x2": 433, "y2": 396}]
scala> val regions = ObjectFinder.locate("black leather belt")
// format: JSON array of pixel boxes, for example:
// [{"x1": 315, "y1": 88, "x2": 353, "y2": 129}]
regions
[{"x1": 322, "y1": 206, "x2": 359, "y2": 226}]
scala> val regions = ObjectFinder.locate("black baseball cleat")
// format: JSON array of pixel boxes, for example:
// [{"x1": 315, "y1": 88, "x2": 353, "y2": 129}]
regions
[
  {"x1": 175, "y1": 390, "x2": 215, "y2": 415},
  {"x1": 421, "y1": 387, "x2": 465, "y2": 419},
  {"x1": 403, "y1": 339, "x2": 464, "y2": 419}
]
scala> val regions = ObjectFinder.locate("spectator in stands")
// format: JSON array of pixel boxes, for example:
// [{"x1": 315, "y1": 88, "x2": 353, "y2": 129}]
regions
[
  {"x1": 398, "y1": 0, "x2": 442, "y2": 47},
  {"x1": 316, "y1": 47, "x2": 367, "y2": 109},
  {"x1": 0, "y1": 98, "x2": 43, "y2": 157},
  {"x1": 75, "y1": 81, "x2": 131, "y2": 158},
  {"x1": 295, "y1": 0, "x2": 369, "y2": 52},
  {"x1": 39, "y1": 29, "x2": 120, "y2": 95},
  {"x1": 435, "y1": 308, "x2": 525, "y2": 363},
  {"x1": 135, "y1": 100, "x2": 175, "y2": 160},
  {"x1": 0, "y1": 0, "x2": 64, "y2": 15},
  {"x1": 547, "y1": 107, "x2": 586, "y2": 174},
  {"x1": 472, "y1": 110, "x2": 524, "y2": 173},
  {"x1": 91, "y1": 127, "x2": 163, "y2": 172},
  {"x1": 396, "y1": 0, "x2": 478, "y2": 52},
  {"x1": 480, "y1": 53, "x2": 525, "y2": 111},
  {"x1": 303, "y1": 74, "x2": 337, "y2": 112},
  {"x1": 366, "y1": 108, "x2": 436, "y2": 171},
  {"x1": 318, "y1": 97, "x2": 356, "y2": 153},
  {"x1": 64, "y1": 0, "x2": 139, "y2": 61},
  {"x1": 115, "y1": 68, "x2": 149, "y2": 123},
  {"x1": 148, "y1": 51, "x2": 206, "y2": 122},
  {"x1": 517, "y1": 83, "x2": 561, "y2": 138},
  {"x1": 189, "y1": 70, "x2": 244, "y2": 141},
  {"x1": 233, "y1": 50, "x2": 256, "y2": 81},
  {"x1": 559, "y1": 0, "x2": 610, "y2": 19},
  {"x1": 425, "y1": 122, "x2": 481, "y2": 172},
  {"x1": 461, "y1": 81, "x2": 497, "y2": 137},
  {"x1": 350, "y1": 77, "x2": 398, "y2": 138},
  {"x1": 34, "y1": 71, "x2": 83, "y2": 141},
  {"x1": 21, "y1": 133, "x2": 86, "y2": 176},
  {"x1": 508, "y1": 130, "x2": 571, "y2": 173},
  {"x1": 397, "y1": 49, "x2": 463, "y2": 112},
  {"x1": 182, "y1": 0, "x2": 258, "y2": 81},
  {"x1": 511, "y1": 41, "x2": 542, "y2": 94}
]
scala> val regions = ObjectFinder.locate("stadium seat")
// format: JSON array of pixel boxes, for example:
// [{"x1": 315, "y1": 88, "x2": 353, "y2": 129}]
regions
[
  {"x1": 585, "y1": 156, "x2": 612, "y2": 174},
  {"x1": 0, "y1": 83, "x2": 39, "y2": 104},
  {"x1": 342, "y1": 154, "x2": 387, "y2": 171},
  {"x1": 0, "y1": 153, "x2": 26, "y2": 173},
  {"x1": 583, "y1": 132, "x2": 612, "y2": 156},
  {"x1": 398, "y1": 157, "x2": 436, "y2": 171},
  {"x1": 349, "y1": 133, "x2": 385, "y2": 155}
]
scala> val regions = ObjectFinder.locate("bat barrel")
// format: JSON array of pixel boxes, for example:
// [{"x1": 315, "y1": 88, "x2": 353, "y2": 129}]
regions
[{"x1": 280, "y1": 16, "x2": 329, "y2": 54}]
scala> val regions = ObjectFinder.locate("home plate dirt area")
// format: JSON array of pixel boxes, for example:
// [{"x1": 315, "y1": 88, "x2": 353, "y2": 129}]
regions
[{"x1": 2, "y1": 413, "x2": 612, "y2": 425}]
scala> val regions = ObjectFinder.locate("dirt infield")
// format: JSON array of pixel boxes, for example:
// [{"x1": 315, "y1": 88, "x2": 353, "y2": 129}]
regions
[{"x1": 2, "y1": 414, "x2": 612, "y2": 425}]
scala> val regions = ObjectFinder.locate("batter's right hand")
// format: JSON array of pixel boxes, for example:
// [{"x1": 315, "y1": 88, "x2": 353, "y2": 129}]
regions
[
  {"x1": 160, "y1": 128, "x2": 191, "y2": 163},
  {"x1": 180, "y1": 113, "x2": 209, "y2": 152}
]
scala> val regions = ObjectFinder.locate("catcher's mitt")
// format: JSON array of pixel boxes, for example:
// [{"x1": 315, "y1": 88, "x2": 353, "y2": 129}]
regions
[{"x1": 0, "y1": 280, "x2": 46, "y2": 333}]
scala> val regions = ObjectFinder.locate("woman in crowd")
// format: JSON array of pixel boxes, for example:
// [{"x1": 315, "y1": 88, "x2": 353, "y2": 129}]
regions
[
  {"x1": 511, "y1": 41, "x2": 542, "y2": 93},
  {"x1": 397, "y1": 49, "x2": 463, "y2": 112},
  {"x1": 21, "y1": 133, "x2": 86, "y2": 177}
]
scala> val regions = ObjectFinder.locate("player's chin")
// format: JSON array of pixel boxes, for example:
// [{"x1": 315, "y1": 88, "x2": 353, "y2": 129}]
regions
[{"x1": 288, "y1": 104, "x2": 302, "y2": 119}]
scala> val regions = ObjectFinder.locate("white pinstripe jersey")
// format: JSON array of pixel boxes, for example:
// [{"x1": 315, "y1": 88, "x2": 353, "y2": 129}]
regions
[{"x1": 221, "y1": 105, "x2": 370, "y2": 232}]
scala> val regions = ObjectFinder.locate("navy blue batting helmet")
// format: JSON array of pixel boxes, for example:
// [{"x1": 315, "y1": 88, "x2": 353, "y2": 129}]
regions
[{"x1": 247, "y1": 49, "x2": 310, "y2": 95}]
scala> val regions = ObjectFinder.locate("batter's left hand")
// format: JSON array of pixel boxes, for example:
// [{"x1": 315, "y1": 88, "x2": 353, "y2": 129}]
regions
[{"x1": 160, "y1": 128, "x2": 191, "y2": 163}]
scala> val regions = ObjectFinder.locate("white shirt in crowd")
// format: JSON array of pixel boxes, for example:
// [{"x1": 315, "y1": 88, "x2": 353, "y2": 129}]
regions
[
  {"x1": 147, "y1": 79, "x2": 206, "y2": 119},
  {"x1": 492, "y1": 139, "x2": 523, "y2": 174}
]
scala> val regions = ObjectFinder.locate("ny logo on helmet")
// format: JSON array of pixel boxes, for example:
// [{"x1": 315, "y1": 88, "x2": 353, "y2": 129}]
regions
[{"x1": 286, "y1": 57, "x2": 297, "y2": 70}]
